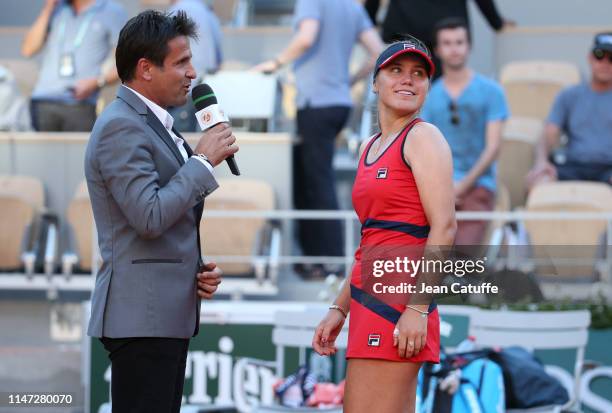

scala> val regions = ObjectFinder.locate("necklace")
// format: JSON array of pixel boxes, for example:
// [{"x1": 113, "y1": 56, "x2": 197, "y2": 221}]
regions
[
  {"x1": 372, "y1": 129, "x2": 401, "y2": 158},
  {"x1": 372, "y1": 115, "x2": 418, "y2": 159}
]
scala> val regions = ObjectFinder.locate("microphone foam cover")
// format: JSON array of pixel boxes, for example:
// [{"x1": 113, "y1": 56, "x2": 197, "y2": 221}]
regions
[{"x1": 191, "y1": 83, "x2": 217, "y2": 111}]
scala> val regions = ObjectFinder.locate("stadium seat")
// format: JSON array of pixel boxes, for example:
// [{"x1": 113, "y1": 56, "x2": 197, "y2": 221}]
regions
[
  {"x1": 497, "y1": 117, "x2": 544, "y2": 209},
  {"x1": 0, "y1": 197, "x2": 35, "y2": 270},
  {"x1": 0, "y1": 175, "x2": 45, "y2": 272},
  {"x1": 64, "y1": 180, "x2": 95, "y2": 274},
  {"x1": 500, "y1": 61, "x2": 580, "y2": 120},
  {"x1": 205, "y1": 71, "x2": 280, "y2": 131},
  {"x1": 470, "y1": 309, "x2": 590, "y2": 413},
  {"x1": 199, "y1": 178, "x2": 280, "y2": 280},
  {"x1": 522, "y1": 181, "x2": 612, "y2": 279},
  {"x1": 0, "y1": 174, "x2": 44, "y2": 209}
]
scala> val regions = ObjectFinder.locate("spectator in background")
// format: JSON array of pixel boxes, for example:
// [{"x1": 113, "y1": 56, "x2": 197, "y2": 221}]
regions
[
  {"x1": 168, "y1": 0, "x2": 223, "y2": 131},
  {"x1": 169, "y1": 0, "x2": 223, "y2": 77},
  {"x1": 527, "y1": 33, "x2": 612, "y2": 188},
  {"x1": 21, "y1": 0, "x2": 127, "y2": 132},
  {"x1": 421, "y1": 18, "x2": 509, "y2": 245},
  {"x1": 0, "y1": 66, "x2": 31, "y2": 131},
  {"x1": 364, "y1": 0, "x2": 514, "y2": 78},
  {"x1": 253, "y1": 0, "x2": 384, "y2": 279}
]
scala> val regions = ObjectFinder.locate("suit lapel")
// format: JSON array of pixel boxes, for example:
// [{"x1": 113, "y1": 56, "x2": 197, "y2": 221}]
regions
[
  {"x1": 117, "y1": 86, "x2": 186, "y2": 167},
  {"x1": 173, "y1": 127, "x2": 194, "y2": 158},
  {"x1": 146, "y1": 110, "x2": 185, "y2": 166},
  {"x1": 174, "y1": 127, "x2": 205, "y2": 259}
]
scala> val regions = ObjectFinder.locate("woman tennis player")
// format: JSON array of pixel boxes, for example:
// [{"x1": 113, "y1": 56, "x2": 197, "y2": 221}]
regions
[{"x1": 312, "y1": 37, "x2": 456, "y2": 413}]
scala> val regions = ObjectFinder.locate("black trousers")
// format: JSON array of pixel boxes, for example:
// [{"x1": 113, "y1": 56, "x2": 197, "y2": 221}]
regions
[
  {"x1": 556, "y1": 160, "x2": 612, "y2": 184},
  {"x1": 294, "y1": 105, "x2": 351, "y2": 257},
  {"x1": 100, "y1": 337, "x2": 190, "y2": 413},
  {"x1": 30, "y1": 99, "x2": 96, "y2": 132}
]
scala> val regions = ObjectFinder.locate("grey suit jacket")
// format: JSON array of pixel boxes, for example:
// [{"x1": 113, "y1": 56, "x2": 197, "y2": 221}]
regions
[{"x1": 85, "y1": 85, "x2": 218, "y2": 339}]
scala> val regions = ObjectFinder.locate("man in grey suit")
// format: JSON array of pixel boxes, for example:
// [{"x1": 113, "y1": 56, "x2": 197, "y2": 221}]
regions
[{"x1": 84, "y1": 10, "x2": 238, "y2": 412}]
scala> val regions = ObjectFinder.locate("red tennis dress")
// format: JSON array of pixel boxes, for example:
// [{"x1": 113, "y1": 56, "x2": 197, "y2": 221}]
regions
[{"x1": 346, "y1": 118, "x2": 440, "y2": 363}]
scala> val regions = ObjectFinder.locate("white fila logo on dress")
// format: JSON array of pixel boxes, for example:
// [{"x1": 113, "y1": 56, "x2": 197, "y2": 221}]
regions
[
  {"x1": 368, "y1": 333, "x2": 381, "y2": 347},
  {"x1": 376, "y1": 168, "x2": 388, "y2": 179}
]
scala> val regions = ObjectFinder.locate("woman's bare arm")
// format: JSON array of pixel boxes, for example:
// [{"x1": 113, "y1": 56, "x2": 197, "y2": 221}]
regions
[{"x1": 405, "y1": 122, "x2": 457, "y2": 247}]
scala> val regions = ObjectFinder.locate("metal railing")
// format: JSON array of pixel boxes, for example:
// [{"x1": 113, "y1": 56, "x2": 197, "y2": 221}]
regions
[{"x1": 1, "y1": 210, "x2": 611, "y2": 298}]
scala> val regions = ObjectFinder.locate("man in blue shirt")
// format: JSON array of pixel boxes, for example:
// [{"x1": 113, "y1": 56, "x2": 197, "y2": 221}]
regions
[
  {"x1": 421, "y1": 18, "x2": 509, "y2": 245},
  {"x1": 21, "y1": 0, "x2": 127, "y2": 131},
  {"x1": 527, "y1": 33, "x2": 612, "y2": 188},
  {"x1": 253, "y1": 0, "x2": 383, "y2": 278}
]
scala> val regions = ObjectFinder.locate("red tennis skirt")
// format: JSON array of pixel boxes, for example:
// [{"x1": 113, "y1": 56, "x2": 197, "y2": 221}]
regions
[{"x1": 346, "y1": 265, "x2": 440, "y2": 363}]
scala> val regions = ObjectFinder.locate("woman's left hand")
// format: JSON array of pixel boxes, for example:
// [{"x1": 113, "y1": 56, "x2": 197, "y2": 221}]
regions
[{"x1": 393, "y1": 308, "x2": 427, "y2": 358}]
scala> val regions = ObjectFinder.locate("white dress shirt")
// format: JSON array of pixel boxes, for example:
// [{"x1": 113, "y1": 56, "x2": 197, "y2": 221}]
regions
[{"x1": 124, "y1": 86, "x2": 214, "y2": 174}]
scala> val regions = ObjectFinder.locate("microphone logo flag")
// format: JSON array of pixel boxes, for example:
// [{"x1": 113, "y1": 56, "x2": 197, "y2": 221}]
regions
[{"x1": 196, "y1": 104, "x2": 228, "y2": 131}]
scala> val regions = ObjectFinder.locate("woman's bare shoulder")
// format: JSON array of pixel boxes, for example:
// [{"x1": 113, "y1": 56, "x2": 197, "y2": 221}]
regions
[
  {"x1": 410, "y1": 121, "x2": 446, "y2": 146},
  {"x1": 405, "y1": 121, "x2": 452, "y2": 161}
]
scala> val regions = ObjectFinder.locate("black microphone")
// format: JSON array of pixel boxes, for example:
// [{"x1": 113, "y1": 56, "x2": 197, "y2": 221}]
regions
[{"x1": 191, "y1": 83, "x2": 240, "y2": 176}]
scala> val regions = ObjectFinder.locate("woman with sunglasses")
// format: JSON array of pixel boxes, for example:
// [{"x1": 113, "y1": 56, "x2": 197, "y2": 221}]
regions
[{"x1": 312, "y1": 37, "x2": 456, "y2": 413}]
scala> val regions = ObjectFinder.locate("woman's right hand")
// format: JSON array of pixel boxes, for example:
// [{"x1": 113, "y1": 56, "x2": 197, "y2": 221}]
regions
[{"x1": 312, "y1": 309, "x2": 346, "y2": 356}]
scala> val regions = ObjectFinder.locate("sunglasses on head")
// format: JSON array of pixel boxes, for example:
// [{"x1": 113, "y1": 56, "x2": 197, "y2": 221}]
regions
[
  {"x1": 593, "y1": 48, "x2": 612, "y2": 63},
  {"x1": 449, "y1": 101, "x2": 460, "y2": 125}
]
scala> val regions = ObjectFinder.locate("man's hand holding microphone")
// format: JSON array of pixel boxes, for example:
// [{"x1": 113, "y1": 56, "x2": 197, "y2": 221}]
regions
[
  {"x1": 194, "y1": 123, "x2": 238, "y2": 167},
  {"x1": 192, "y1": 83, "x2": 240, "y2": 175}
]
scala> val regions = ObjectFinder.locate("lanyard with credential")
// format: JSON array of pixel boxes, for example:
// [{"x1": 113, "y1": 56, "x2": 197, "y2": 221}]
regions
[{"x1": 56, "y1": 6, "x2": 98, "y2": 52}]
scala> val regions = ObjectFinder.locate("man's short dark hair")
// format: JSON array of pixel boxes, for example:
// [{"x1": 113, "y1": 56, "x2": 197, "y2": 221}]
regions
[
  {"x1": 433, "y1": 17, "x2": 471, "y2": 46},
  {"x1": 116, "y1": 10, "x2": 197, "y2": 82}
]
